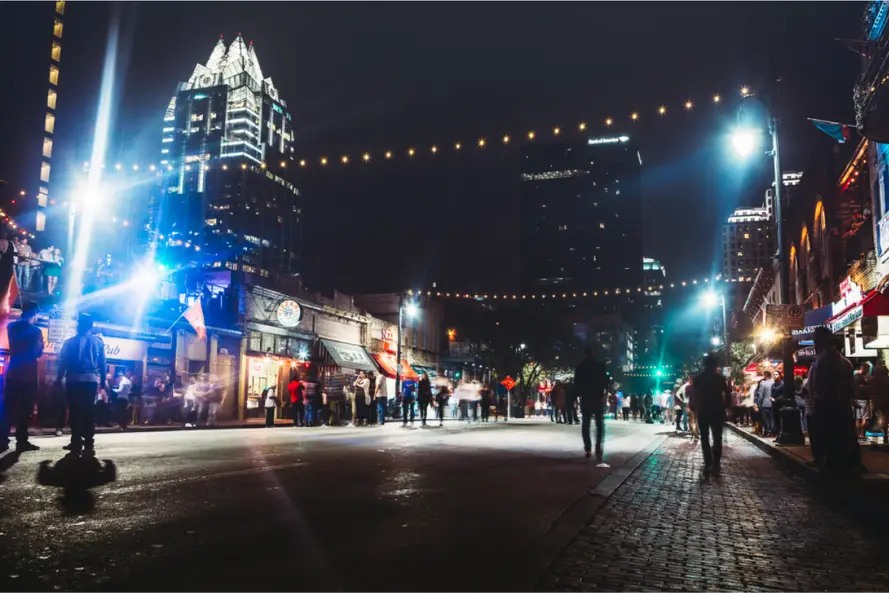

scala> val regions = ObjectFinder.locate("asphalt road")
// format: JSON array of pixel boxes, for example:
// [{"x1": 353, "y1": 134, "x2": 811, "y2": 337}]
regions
[{"x1": 0, "y1": 417, "x2": 665, "y2": 592}]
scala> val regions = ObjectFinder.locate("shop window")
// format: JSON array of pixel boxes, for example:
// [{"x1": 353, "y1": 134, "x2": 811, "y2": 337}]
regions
[
  {"x1": 47, "y1": 89, "x2": 57, "y2": 110},
  {"x1": 48, "y1": 65, "x2": 59, "y2": 86},
  {"x1": 275, "y1": 335, "x2": 289, "y2": 355},
  {"x1": 249, "y1": 330, "x2": 261, "y2": 352},
  {"x1": 51, "y1": 41, "x2": 61, "y2": 62},
  {"x1": 260, "y1": 332, "x2": 275, "y2": 354}
]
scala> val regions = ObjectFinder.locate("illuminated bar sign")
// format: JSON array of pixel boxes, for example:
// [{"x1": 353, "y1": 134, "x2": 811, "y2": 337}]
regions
[{"x1": 588, "y1": 136, "x2": 629, "y2": 145}]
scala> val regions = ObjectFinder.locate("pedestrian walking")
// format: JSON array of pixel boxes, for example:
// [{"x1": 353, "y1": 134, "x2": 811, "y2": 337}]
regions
[
  {"x1": 0, "y1": 301, "x2": 44, "y2": 453},
  {"x1": 418, "y1": 373, "x2": 432, "y2": 426},
  {"x1": 402, "y1": 380, "x2": 416, "y2": 425},
  {"x1": 565, "y1": 383, "x2": 579, "y2": 425},
  {"x1": 480, "y1": 383, "x2": 492, "y2": 423},
  {"x1": 551, "y1": 380, "x2": 566, "y2": 423},
  {"x1": 204, "y1": 377, "x2": 224, "y2": 426},
  {"x1": 289, "y1": 375, "x2": 304, "y2": 426},
  {"x1": 56, "y1": 314, "x2": 106, "y2": 455},
  {"x1": 691, "y1": 354, "x2": 732, "y2": 476},
  {"x1": 575, "y1": 345, "x2": 609, "y2": 461},
  {"x1": 112, "y1": 370, "x2": 133, "y2": 429},
  {"x1": 435, "y1": 384, "x2": 449, "y2": 426},
  {"x1": 674, "y1": 384, "x2": 686, "y2": 431},
  {"x1": 375, "y1": 371, "x2": 388, "y2": 425},
  {"x1": 808, "y1": 326, "x2": 862, "y2": 474},
  {"x1": 366, "y1": 371, "x2": 378, "y2": 425}
]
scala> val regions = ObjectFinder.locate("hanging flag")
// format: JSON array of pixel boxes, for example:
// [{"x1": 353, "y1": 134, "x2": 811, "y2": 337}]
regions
[
  {"x1": 182, "y1": 299, "x2": 206, "y2": 341},
  {"x1": 808, "y1": 118, "x2": 854, "y2": 143},
  {"x1": 0, "y1": 273, "x2": 19, "y2": 318}
]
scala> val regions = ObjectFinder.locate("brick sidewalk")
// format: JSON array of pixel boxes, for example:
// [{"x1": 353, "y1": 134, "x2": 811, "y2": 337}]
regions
[{"x1": 539, "y1": 431, "x2": 889, "y2": 591}]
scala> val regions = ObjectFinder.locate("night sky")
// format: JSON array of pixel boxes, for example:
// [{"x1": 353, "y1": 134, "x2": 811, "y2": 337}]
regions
[{"x1": 0, "y1": 1, "x2": 865, "y2": 295}]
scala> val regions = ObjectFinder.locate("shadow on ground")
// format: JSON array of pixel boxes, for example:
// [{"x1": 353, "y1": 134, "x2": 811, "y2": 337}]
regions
[{"x1": 37, "y1": 453, "x2": 117, "y2": 515}]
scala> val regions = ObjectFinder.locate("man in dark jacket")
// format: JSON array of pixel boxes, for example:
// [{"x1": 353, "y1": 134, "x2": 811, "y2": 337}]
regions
[
  {"x1": 691, "y1": 354, "x2": 731, "y2": 476},
  {"x1": 1, "y1": 301, "x2": 44, "y2": 453},
  {"x1": 57, "y1": 314, "x2": 107, "y2": 456},
  {"x1": 575, "y1": 345, "x2": 610, "y2": 461}
]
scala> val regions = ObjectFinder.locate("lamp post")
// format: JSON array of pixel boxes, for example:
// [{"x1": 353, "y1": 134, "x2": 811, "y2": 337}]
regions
[
  {"x1": 395, "y1": 294, "x2": 419, "y2": 401},
  {"x1": 731, "y1": 91, "x2": 803, "y2": 445}
]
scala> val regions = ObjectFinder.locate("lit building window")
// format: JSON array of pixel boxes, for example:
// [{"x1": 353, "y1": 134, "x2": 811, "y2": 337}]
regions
[
  {"x1": 744, "y1": 233, "x2": 750, "y2": 239},
  {"x1": 51, "y1": 41, "x2": 61, "y2": 62},
  {"x1": 599, "y1": 222, "x2": 605, "y2": 229},
  {"x1": 53, "y1": 17, "x2": 63, "y2": 38},
  {"x1": 55, "y1": 1, "x2": 65, "y2": 15},
  {"x1": 47, "y1": 89, "x2": 57, "y2": 110},
  {"x1": 40, "y1": 162, "x2": 51, "y2": 183},
  {"x1": 42, "y1": 138, "x2": 53, "y2": 158},
  {"x1": 48, "y1": 65, "x2": 59, "y2": 86}
]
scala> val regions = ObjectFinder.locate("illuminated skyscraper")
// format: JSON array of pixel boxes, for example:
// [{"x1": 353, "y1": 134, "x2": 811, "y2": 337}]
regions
[
  {"x1": 35, "y1": 1, "x2": 65, "y2": 233},
  {"x1": 159, "y1": 35, "x2": 300, "y2": 277},
  {"x1": 519, "y1": 135, "x2": 644, "y2": 293}
]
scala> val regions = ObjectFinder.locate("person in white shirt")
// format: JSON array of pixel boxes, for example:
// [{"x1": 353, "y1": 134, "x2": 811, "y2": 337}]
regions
[
  {"x1": 112, "y1": 371, "x2": 133, "y2": 429},
  {"x1": 264, "y1": 385, "x2": 279, "y2": 427}
]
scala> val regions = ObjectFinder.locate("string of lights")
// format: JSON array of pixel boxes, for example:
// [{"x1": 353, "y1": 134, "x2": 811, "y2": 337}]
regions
[
  {"x1": 53, "y1": 86, "x2": 755, "y2": 175},
  {"x1": 0, "y1": 206, "x2": 37, "y2": 240},
  {"x1": 406, "y1": 274, "x2": 755, "y2": 302}
]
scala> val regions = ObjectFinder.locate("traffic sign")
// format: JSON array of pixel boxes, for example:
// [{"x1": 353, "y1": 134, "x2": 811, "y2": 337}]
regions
[
  {"x1": 766, "y1": 304, "x2": 804, "y2": 330},
  {"x1": 501, "y1": 376, "x2": 516, "y2": 391}
]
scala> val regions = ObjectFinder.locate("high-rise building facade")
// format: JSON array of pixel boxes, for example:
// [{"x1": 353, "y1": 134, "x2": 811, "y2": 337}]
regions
[
  {"x1": 35, "y1": 1, "x2": 65, "y2": 234},
  {"x1": 159, "y1": 35, "x2": 300, "y2": 277},
  {"x1": 520, "y1": 135, "x2": 643, "y2": 293}
]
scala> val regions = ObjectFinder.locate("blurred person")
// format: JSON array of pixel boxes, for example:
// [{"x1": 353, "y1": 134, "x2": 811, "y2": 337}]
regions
[
  {"x1": 13, "y1": 237, "x2": 33, "y2": 291},
  {"x1": 674, "y1": 384, "x2": 687, "y2": 432},
  {"x1": 755, "y1": 371, "x2": 776, "y2": 437},
  {"x1": 480, "y1": 382, "x2": 492, "y2": 423},
  {"x1": 418, "y1": 372, "x2": 432, "y2": 427},
  {"x1": 575, "y1": 345, "x2": 609, "y2": 461},
  {"x1": 0, "y1": 301, "x2": 44, "y2": 453},
  {"x1": 56, "y1": 314, "x2": 106, "y2": 456},
  {"x1": 375, "y1": 370, "x2": 388, "y2": 425},
  {"x1": 303, "y1": 374, "x2": 320, "y2": 427},
  {"x1": 344, "y1": 382, "x2": 356, "y2": 426},
  {"x1": 46, "y1": 248, "x2": 63, "y2": 294},
  {"x1": 353, "y1": 371, "x2": 370, "y2": 426},
  {"x1": 853, "y1": 362, "x2": 872, "y2": 440},
  {"x1": 870, "y1": 366, "x2": 889, "y2": 445},
  {"x1": 402, "y1": 380, "x2": 416, "y2": 426},
  {"x1": 112, "y1": 370, "x2": 133, "y2": 429},
  {"x1": 622, "y1": 390, "x2": 632, "y2": 421},
  {"x1": 37, "y1": 244, "x2": 55, "y2": 292},
  {"x1": 691, "y1": 354, "x2": 732, "y2": 476},
  {"x1": 0, "y1": 232, "x2": 16, "y2": 297},
  {"x1": 435, "y1": 383, "x2": 450, "y2": 426},
  {"x1": 263, "y1": 384, "x2": 279, "y2": 427},
  {"x1": 203, "y1": 377, "x2": 224, "y2": 427},
  {"x1": 366, "y1": 371, "x2": 378, "y2": 425},
  {"x1": 289, "y1": 374, "x2": 304, "y2": 426},
  {"x1": 809, "y1": 326, "x2": 861, "y2": 474},
  {"x1": 552, "y1": 380, "x2": 566, "y2": 424}
]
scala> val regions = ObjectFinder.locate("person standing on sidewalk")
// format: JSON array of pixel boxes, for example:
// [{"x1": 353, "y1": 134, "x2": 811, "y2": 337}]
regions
[
  {"x1": 755, "y1": 371, "x2": 775, "y2": 437},
  {"x1": 417, "y1": 373, "x2": 432, "y2": 426},
  {"x1": 263, "y1": 385, "x2": 279, "y2": 427},
  {"x1": 1, "y1": 301, "x2": 44, "y2": 453},
  {"x1": 375, "y1": 371, "x2": 388, "y2": 425},
  {"x1": 575, "y1": 345, "x2": 609, "y2": 461},
  {"x1": 56, "y1": 314, "x2": 106, "y2": 455},
  {"x1": 809, "y1": 326, "x2": 861, "y2": 474},
  {"x1": 401, "y1": 380, "x2": 416, "y2": 426},
  {"x1": 691, "y1": 354, "x2": 731, "y2": 476},
  {"x1": 289, "y1": 375, "x2": 303, "y2": 427},
  {"x1": 353, "y1": 372, "x2": 370, "y2": 426}
]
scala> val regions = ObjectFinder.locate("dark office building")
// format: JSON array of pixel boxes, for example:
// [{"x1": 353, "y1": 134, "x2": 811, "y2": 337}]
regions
[{"x1": 520, "y1": 135, "x2": 644, "y2": 294}]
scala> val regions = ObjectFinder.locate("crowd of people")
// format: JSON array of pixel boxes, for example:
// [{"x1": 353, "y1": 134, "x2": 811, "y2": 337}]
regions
[{"x1": 0, "y1": 234, "x2": 64, "y2": 294}]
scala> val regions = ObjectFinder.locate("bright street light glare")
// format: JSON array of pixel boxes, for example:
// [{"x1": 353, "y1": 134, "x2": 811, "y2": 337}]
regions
[
  {"x1": 519, "y1": 343, "x2": 527, "y2": 350},
  {"x1": 711, "y1": 336, "x2": 722, "y2": 346},
  {"x1": 404, "y1": 302, "x2": 419, "y2": 318},
  {"x1": 761, "y1": 327, "x2": 777, "y2": 343},
  {"x1": 731, "y1": 128, "x2": 759, "y2": 158},
  {"x1": 702, "y1": 290, "x2": 719, "y2": 308}
]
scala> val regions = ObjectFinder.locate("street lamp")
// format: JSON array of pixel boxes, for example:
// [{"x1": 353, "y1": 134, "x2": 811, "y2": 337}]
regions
[
  {"x1": 395, "y1": 295, "x2": 421, "y2": 400},
  {"x1": 731, "y1": 90, "x2": 803, "y2": 445},
  {"x1": 711, "y1": 336, "x2": 722, "y2": 347}
]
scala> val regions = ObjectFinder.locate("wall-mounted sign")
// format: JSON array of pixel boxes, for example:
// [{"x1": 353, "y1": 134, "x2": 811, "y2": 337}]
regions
[
  {"x1": 833, "y1": 277, "x2": 864, "y2": 315},
  {"x1": 102, "y1": 336, "x2": 149, "y2": 361},
  {"x1": 380, "y1": 327, "x2": 394, "y2": 342},
  {"x1": 276, "y1": 300, "x2": 303, "y2": 327},
  {"x1": 829, "y1": 305, "x2": 864, "y2": 333}
]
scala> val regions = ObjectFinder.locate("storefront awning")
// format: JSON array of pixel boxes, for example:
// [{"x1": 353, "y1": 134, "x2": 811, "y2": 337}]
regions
[
  {"x1": 826, "y1": 290, "x2": 889, "y2": 333},
  {"x1": 372, "y1": 353, "x2": 419, "y2": 381},
  {"x1": 412, "y1": 365, "x2": 437, "y2": 378},
  {"x1": 319, "y1": 339, "x2": 377, "y2": 372},
  {"x1": 791, "y1": 305, "x2": 834, "y2": 342}
]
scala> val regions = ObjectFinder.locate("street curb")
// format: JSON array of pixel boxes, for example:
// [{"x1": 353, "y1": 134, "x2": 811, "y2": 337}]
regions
[
  {"x1": 724, "y1": 422, "x2": 815, "y2": 478},
  {"x1": 522, "y1": 433, "x2": 669, "y2": 592}
]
